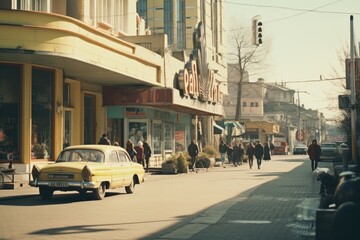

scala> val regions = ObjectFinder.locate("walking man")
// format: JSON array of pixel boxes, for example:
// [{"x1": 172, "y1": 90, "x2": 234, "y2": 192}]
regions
[
  {"x1": 254, "y1": 141, "x2": 264, "y2": 169},
  {"x1": 219, "y1": 138, "x2": 228, "y2": 165},
  {"x1": 188, "y1": 140, "x2": 199, "y2": 172},
  {"x1": 308, "y1": 139, "x2": 321, "y2": 171}
]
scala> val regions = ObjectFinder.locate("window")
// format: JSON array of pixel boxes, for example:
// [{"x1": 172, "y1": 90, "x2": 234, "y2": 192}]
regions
[
  {"x1": 164, "y1": 1, "x2": 173, "y2": 45},
  {"x1": 108, "y1": 151, "x2": 119, "y2": 163},
  {"x1": 16, "y1": 0, "x2": 50, "y2": 12},
  {"x1": 176, "y1": 0, "x2": 185, "y2": 49},
  {"x1": 251, "y1": 102, "x2": 259, "y2": 107},
  {"x1": 84, "y1": 94, "x2": 96, "y2": 144},
  {"x1": 32, "y1": 67, "x2": 54, "y2": 159},
  {"x1": 164, "y1": 122, "x2": 174, "y2": 152},
  {"x1": 0, "y1": 64, "x2": 21, "y2": 161},
  {"x1": 153, "y1": 122, "x2": 162, "y2": 155},
  {"x1": 242, "y1": 102, "x2": 247, "y2": 107}
]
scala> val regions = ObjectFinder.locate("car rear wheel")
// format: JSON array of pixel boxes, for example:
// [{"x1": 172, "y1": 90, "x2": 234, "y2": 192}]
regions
[
  {"x1": 125, "y1": 178, "x2": 135, "y2": 194},
  {"x1": 39, "y1": 186, "x2": 54, "y2": 200},
  {"x1": 92, "y1": 183, "x2": 106, "y2": 200}
]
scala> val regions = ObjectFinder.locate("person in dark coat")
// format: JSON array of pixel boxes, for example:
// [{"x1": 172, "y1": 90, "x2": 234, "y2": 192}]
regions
[
  {"x1": 226, "y1": 143, "x2": 233, "y2": 166},
  {"x1": 219, "y1": 139, "x2": 228, "y2": 165},
  {"x1": 232, "y1": 143, "x2": 240, "y2": 167},
  {"x1": 308, "y1": 139, "x2": 321, "y2": 171},
  {"x1": 188, "y1": 140, "x2": 199, "y2": 171},
  {"x1": 143, "y1": 139, "x2": 152, "y2": 172},
  {"x1": 263, "y1": 142, "x2": 271, "y2": 161},
  {"x1": 98, "y1": 133, "x2": 111, "y2": 145},
  {"x1": 126, "y1": 139, "x2": 137, "y2": 161},
  {"x1": 238, "y1": 142, "x2": 245, "y2": 165},
  {"x1": 134, "y1": 141, "x2": 144, "y2": 166},
  {"x1": 254, "y1": 141, "x2": 264, "y2": 169},
  {"x1": 247, "y1": 142, "x2": 255, "y2": 169}
]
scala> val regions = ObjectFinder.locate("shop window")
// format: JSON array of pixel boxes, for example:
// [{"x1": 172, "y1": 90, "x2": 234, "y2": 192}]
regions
[
  {"x1": 153, "y1": 122, "x2": 162, "y2": 155},
  {"x1": 0, "y1": 64, "x2": 21, "y2": 161},
  {"x1": 31, "y1": 67, "x2": 54, "y2": 159},
  {"x1": 63, "y1": 83, "x2": 70, "y2": 107},
  {"x1": 164, "y1": 122, "x2": 174, "y2": 152},
  {"x1": 128, "y1": 120, "x2": 147, "y2": 146}
]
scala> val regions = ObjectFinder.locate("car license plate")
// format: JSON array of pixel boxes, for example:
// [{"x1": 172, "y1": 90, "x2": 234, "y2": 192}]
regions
[{"x1": 49, "y1": 182, "x2": 69, "y2": 187}]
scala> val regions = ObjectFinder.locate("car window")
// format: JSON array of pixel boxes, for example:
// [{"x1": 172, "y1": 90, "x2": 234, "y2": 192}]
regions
[
  {"x1": 57, "y1": 149, "x2": 104, "y2": 163},
  {"x1": 118, "y1": 151, "x2": 130, "y2": 163},
  {"x1": 107, "y1": 150, "x2": 119, "y2": 163}
]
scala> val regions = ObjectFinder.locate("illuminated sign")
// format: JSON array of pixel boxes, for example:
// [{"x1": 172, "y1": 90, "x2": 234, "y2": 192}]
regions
[{"x1": 177, "y1": 22, "x2": 221, "y2": 104}]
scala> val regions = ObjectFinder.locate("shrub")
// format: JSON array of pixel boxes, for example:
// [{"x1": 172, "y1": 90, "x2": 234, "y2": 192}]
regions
[
  {"x1": 202, "y1": 146, "x2": 219, "y2": 158},
  {"x1": 165, "y1": 152, "x2": 189, "y2": 173}
]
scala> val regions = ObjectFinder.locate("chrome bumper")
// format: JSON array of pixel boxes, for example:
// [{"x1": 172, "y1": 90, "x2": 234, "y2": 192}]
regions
[{"x1": 30, "y1": 179, "x2": 96, "y2": 189}]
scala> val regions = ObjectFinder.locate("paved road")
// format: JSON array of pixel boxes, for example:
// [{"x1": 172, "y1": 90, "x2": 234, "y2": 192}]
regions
[{"x1": 0, "y1": 155, "x2": 330, "y2": 240}]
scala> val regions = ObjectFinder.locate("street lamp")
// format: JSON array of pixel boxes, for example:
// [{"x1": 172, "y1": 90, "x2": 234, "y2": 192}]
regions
[{"x1": 296, "y1": 90, "x2": 307, "y2": 143}]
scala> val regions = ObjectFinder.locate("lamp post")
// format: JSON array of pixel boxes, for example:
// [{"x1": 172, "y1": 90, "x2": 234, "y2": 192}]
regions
[{"x1": 296, "y1": 90, "x2": 307, "y2": 143}]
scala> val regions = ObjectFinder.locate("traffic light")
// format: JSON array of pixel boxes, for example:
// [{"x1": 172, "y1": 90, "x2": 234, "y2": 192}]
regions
[{"x1": 252, "y1": 19, "x2": 263, "y2": 46}]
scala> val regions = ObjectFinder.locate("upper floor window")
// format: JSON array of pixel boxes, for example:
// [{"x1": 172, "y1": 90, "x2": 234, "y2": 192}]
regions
[{"x1": 16, "y1": 0, "x2": 50, "y2": 12}]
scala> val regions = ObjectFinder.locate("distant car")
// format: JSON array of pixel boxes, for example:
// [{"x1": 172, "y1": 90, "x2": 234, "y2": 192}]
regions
[
  {"x1": 30, "y1": 145, "x2": 145, "y2": 200},
  {"x1": 293, "y1": 144, "x2": 307, "y2": 155},
  {"x1": 337, "y1": 143, "x2": 349, "y2": 160},
  {"x1": 319, "y1": 143, "x2": 338, "y2": 161}
]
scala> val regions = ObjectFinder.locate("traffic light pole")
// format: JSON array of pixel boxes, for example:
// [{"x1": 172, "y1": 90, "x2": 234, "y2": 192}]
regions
[{"x1": 350, "y1": 15, "x2": 358, "y2": 163}]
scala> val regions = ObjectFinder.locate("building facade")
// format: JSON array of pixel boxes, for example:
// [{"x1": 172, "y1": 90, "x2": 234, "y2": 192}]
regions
[{"x1": 0, "y1": 0, "x2": 227, "y2": 174}]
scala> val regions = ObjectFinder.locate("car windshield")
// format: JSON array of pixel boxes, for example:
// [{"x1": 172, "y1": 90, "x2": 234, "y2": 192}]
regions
[
  {"x1": 56, "y1": 149, "x2": 105, "y2": 163},
  {"x1": 321, "y1": 144, "x2": 336, "y2": 148}
]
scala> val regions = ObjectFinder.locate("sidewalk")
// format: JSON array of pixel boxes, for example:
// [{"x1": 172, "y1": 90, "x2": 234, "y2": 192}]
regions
[{"x1": 201, "y1": 160, "x2": 333, "y2": 240}]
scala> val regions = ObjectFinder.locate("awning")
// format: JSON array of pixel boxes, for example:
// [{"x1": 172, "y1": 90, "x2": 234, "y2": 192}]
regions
[
  {"x1": 224, "y1": 121, "x2": 245, "y2": 137},
  {"x1": 213, "y1": 121, "x2": 224, "y2": 134}
]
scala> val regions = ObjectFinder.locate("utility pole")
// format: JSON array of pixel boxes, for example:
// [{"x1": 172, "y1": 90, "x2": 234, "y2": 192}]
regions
[
  {"x1": 350, "y1": 15, "x2": 358, "y2": 163},
  {"x1": 296, "y1": 90, "x2": 307, "y2": 143}
]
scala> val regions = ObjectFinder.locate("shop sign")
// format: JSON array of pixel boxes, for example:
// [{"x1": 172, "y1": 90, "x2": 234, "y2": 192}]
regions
[
  {"x1": 125, "y1": 107, "x2": 146, "y2": 117},
  {"x1": 177, "y1": 22, "x2": 220, "y2": 104}
]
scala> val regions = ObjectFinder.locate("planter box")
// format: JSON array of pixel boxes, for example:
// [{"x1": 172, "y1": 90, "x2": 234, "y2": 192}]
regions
[{"x1": 161, "y1": 163, "x2": 177, "y2": 174}]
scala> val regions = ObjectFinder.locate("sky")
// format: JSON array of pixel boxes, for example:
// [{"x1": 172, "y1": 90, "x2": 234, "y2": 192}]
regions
[{"x1": 224, "y1": 0, "x2": 360, "y2": 120}]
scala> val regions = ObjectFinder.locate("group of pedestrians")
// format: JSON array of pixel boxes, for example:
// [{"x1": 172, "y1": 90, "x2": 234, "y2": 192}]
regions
[
  {"x1": 219, "y1": 139, "x2": 272, "y2": 170},
  {"x1": 98, "y1": 133, "x2": 152, "y2": 172}
]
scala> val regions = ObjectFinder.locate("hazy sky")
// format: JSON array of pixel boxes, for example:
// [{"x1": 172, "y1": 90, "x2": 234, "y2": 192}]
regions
[{"x1": 225, "y1": 0, "x2": 360, "y2": 119}]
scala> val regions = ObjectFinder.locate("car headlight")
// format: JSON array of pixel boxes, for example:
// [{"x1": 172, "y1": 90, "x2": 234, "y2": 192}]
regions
[
  {"x1": 81, "y1": 165, "x2": 92, "y2": 181},
  {"x1": 32, "y1": 165, "x2": 40, "y2": 180}
]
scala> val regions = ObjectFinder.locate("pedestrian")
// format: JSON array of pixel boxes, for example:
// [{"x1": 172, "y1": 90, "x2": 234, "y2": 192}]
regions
[
  {"x1": 263, "y1": 142, "x2": 271, "y2": 161},
  {"x1": 126, "y1": 139, "x2": 137, "y2": 161},
  {"x1": 98, "y1": 133, "x2": 111, "y2": 145},
  {"x1": 247, "y1": 142, "x2": 255, "y2": 169},
  {"x1": 134, "y1": 141, "x2": 145, "y2": 166},
  {"x1": 232, "y1": 142, "x2": 240, "y2": 167},
  {"x1": 254, "y1": 141, "x2": 264, "y2": 169},
  {"x1": 226, "y1": 143, "x2": 233, "y2": 167},
  {"x1": 219, "y1": 138, "x2": 228, "y2": 165},
  {"x1": 143, "y1": 139, "x2": 152, "y2": 172},
  {"x1": 188, "y1": 139, "x2": 199, "y2": 171},
  {"x1": 308, "y1": 139, "x2": 321, "y2": 171},
  {"x1": 238, "y1": 142, "x2": 245, "y2": 165}
]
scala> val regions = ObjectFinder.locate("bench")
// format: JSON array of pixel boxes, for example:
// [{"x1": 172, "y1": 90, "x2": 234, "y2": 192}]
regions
[{"x1": 1, "y1": 159, "x2": 31, "y2": 185}]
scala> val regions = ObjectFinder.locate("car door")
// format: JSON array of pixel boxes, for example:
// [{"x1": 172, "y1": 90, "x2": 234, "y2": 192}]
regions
[
  {"x1": 118, "y1": 150, "x2": 133, "y2": 187},
  {"x1": 107, "y1": 150, "x2": 123, "y2": 188}
]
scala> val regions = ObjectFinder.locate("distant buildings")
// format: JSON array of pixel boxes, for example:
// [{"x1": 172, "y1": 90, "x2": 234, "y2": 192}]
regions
[{"x1": 223, "y1": 63, "x2": 326, "y2": 152}]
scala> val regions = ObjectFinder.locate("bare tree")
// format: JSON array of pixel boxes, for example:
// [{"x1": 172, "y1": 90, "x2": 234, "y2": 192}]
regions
[{"x1": 227, "y1": 22, "x2": 270, "y2": 121}]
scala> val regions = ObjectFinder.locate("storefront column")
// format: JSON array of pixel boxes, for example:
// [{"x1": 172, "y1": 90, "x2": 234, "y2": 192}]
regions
[
  {"x1": 190, "y1": 115, "x2": 198, "y2": 144},
  {"x1": 22, "y1": 64, "x2": 32, "y2": 165}
]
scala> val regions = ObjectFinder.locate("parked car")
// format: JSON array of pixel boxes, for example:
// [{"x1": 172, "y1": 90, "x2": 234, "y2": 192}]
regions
[
  {"x1": 337, "y1": 143, "x2": 349, "y2": 160},
  {"x1": 319, "y1": 143, "x2": 338, "y2": 161},
  {"x1": 30, "y1": 145, "x2": 145, "y2": 200},
  {"x1": 293, "y1": 144, "x2": 307, "y2": 155}
]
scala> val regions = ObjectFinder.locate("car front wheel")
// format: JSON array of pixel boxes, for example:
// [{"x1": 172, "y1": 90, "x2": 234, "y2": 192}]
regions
[
  {"x1": 39, "y1": 186, "x2": 54, "y2": 200},
  {"x1": 125, "y1": 178, "x2": 135, "y2": 194},
  {"x1": 92, "y1": 183, "x2": 106, "y2": 200}
]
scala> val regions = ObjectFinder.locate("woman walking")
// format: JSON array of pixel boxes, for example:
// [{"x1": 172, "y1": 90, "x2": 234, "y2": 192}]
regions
[{"x1": 263, "y1": 142, "x2": 271, "y2": 161}]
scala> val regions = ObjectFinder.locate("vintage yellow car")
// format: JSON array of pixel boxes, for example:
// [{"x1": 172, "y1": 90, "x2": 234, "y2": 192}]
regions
[{"x1": 30, "y1": 145, "x2": 145, "y2": 200}]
